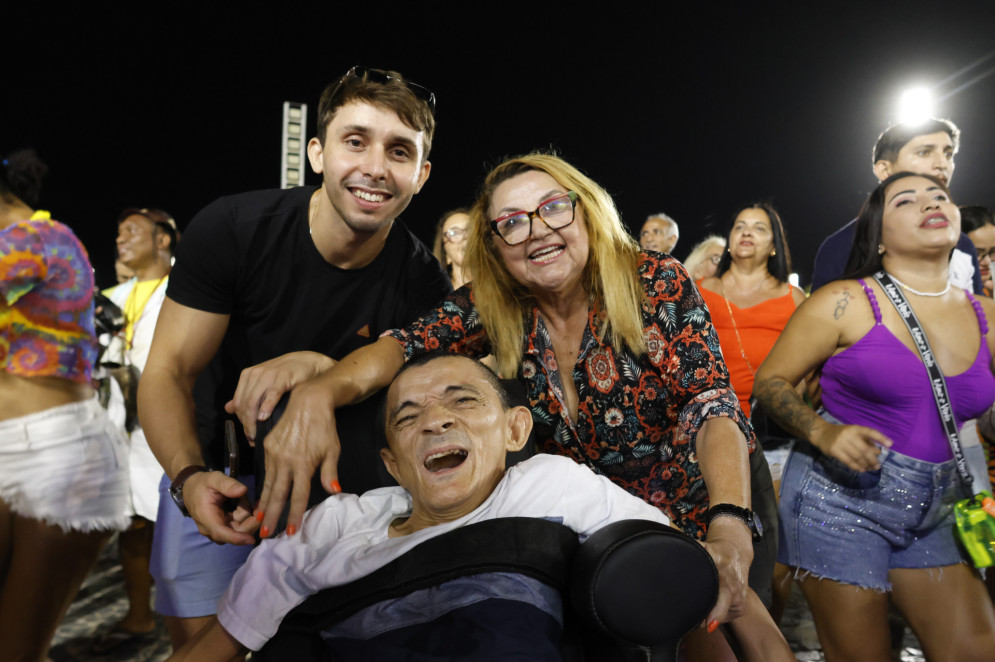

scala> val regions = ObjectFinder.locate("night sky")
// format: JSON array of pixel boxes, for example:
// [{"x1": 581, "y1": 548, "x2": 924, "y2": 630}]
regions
[{"x1": 7, "y1": 3, "x2": 995, "y2": 289}]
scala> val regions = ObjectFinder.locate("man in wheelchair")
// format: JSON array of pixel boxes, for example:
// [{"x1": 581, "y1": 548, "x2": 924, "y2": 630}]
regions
[{"x1": 168, "y1": 354, "x2": 788, "y2": 660}]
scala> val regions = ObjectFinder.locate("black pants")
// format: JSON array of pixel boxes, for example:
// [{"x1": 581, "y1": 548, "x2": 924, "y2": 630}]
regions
[{"x1": 747, "y1": 444, "x2": 778, "y2": 608}]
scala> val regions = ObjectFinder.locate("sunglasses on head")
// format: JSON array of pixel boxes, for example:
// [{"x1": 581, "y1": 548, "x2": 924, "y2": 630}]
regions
[{"x1": 331, "y1": 66, "x2": 436, "y2": 115}]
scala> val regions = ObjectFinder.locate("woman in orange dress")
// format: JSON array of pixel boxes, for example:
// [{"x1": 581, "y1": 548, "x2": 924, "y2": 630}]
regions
[
  {"x1": 698, "y1": 204, "x2": 805, "y2": 418},
  {"x1": 698, "y1": 203, "x2": 804, "y2": 624}
]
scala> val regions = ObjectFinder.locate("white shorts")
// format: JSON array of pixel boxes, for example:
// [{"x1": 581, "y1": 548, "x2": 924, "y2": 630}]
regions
[{"x1": 0, "y1": 398, "x2": 131, "y2": 532}]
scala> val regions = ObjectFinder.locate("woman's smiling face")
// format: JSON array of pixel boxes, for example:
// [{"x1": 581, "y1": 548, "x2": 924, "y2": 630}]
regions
[{"x1": 488, "y1": 170, "x2": 589, "y2": 299}]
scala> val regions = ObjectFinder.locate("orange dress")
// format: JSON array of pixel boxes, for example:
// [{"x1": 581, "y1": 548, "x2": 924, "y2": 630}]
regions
[{"x1": 699, "y1": 287, "x2": 798, "y2": 418}]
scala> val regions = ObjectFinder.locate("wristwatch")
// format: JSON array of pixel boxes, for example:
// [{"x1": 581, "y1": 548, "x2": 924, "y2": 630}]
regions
[
  {"x1": 168, "y1": 465, "x2": 209, "y2": 517},
  {"x1": 705, "y1": 503, "x2": 764, "y2": 541}
]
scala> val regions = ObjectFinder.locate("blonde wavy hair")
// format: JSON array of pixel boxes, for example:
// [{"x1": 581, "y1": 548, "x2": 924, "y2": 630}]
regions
[{"x1": 464, "y1": 153, "x2": 646, "y2": 377}]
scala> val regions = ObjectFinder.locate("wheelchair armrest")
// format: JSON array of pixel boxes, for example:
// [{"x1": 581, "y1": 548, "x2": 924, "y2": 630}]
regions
[{"x1": 569, "y1": 519, "x2": 718, "y2": 649}]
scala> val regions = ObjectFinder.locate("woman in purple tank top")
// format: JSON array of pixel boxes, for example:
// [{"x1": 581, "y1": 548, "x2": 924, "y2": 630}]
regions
[{"x1": 754, "y1": 172, "x2": 995, "y2": 661}]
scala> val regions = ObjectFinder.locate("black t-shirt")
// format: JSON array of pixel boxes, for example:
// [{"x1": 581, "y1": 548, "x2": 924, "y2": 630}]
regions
[{"x1": 168, "y1": 186, "x2": 451, "y2": 496}]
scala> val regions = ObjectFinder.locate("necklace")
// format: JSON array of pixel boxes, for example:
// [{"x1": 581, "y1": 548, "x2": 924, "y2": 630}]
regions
[
  {"x1": 887, "y1": 273, "x2": 951, "y2": 297},
  {"x1": 725, "y1": 269, "x2": 773, "y2": 303},
  {"x1": 308, "y1": 190, "x2": 320, "y2": 236},
  {"x1": 721, "y1": 294, "x2": 756, "y2": 377},
  {"x1": 717, "y1": 275, "x2": 766, "y2": 377}
]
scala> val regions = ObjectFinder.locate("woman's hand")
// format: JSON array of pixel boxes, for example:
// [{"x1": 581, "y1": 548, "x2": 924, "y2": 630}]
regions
[
  {"x1": 700, "y1": 516, "x2": 753, "y2": 625},
  {"x1": 810, "y1": 421, "x2": 892, "y2": 472},
  {"x1": 693, "y1": 417, "x2": 753, "y2": 625}
]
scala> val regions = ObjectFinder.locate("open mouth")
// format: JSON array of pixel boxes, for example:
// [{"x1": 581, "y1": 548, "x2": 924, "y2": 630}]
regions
[
  {"x1": 424, "y1": 449, "x2": 468, "y2": 472},
  {"x1": 920, "y1": 213, "x2": 949, "y2": 228},
  {"x1": 529, "y1": 245, "x2": 564, "y2": 264}
]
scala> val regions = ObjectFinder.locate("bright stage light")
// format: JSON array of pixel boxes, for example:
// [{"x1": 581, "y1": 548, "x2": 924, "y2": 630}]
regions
[{"x1": 898, "y1": 87, "x2": 934, "y2": 125}]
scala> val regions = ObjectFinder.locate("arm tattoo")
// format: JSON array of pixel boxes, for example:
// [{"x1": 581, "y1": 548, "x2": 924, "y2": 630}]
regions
[
  {"x1": 753, "y1": 376, "x2": 820, "y2": 442},
  {"x1": 832, "y1": 290, "x2": 852, "y2": 320}
]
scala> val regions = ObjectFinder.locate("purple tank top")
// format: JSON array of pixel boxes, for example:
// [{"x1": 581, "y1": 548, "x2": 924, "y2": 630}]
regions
[{"x1": 820, "y1": 280, "x2": 995, "y2": 462}]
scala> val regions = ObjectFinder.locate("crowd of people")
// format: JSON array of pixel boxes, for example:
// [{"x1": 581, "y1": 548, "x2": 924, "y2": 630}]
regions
[{"x1": 3, "y1": 66, "x2": 995, "y2": 662}]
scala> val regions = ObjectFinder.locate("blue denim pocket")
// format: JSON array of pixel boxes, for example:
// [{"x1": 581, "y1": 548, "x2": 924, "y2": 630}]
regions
[
  {"x1": 809, "y1": 410, "x2": 885, "y2": 490},
  {"x1": 812, "y1": 453, "x2": 882, "y2": 490}
]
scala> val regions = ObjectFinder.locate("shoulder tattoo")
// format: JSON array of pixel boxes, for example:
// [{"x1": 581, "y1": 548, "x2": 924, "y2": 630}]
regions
[{"x1": 832, "y1": 289, "x2": 852, "y2": 320}]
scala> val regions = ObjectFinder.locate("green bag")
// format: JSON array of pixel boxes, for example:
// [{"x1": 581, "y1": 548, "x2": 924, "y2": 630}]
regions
[{"x1": 954, "y1": 490, "x2": 995, "y2": 568}]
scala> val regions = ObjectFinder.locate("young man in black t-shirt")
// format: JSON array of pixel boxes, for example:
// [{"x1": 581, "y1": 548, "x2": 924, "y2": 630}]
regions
[{"x1": 138, "y1": 67, "x2": 450, "y2": 650}]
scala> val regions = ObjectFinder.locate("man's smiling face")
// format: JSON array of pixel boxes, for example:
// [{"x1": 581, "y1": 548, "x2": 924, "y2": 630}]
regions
[{"x1": 307, "y1": 100, "x2": 431, "y2": 236}]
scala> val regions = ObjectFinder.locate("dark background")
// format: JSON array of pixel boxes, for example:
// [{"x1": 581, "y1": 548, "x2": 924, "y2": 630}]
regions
[{"x1": 6, "y1": 3, "x2": 995, "y2": 289}]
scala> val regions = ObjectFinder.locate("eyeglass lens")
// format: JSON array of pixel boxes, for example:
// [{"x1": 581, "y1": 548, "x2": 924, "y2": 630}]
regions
[{"x1": 494, "y1": 194, "x2": 575, "y2": 246}]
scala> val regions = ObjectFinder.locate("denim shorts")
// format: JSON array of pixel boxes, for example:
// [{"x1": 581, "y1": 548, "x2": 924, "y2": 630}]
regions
[{"x1": 777, "y1": 441, "x2": 967, "y2": 591}]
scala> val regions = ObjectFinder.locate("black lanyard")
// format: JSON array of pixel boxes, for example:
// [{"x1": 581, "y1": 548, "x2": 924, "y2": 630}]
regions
[{"x1": 872, "y1": 271, "x2": 973, "y2": 488}]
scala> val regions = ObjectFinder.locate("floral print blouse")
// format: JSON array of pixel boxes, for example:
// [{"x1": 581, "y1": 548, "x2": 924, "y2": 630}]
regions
[{"x1": 386, "y1": 252, "x2": 753, "y2": 538}]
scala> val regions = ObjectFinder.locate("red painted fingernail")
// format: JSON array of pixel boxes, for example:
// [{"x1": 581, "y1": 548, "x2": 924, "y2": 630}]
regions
[
  {"x1": 255, "y1": 510, "x2": 264, "y2": 522},
  {"x1": 260, "y1": 526, "x2": 270, "y2": 538},
  {"x1": 287, "y1": 524, "x2": 297, "y2": 536},
  {"x1": 330, "y1": 480, "x2": 341, "y2": 494},
  {"x1": 707, "y1": 620, "x2": 719, "y2": 633}
]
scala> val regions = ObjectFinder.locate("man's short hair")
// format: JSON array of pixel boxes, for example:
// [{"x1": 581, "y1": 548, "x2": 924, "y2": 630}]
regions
[
  {"x1": 316, "y1": 67, "x2": 436, "y2": 159},
  {"x1": 872, "y1": 118, "x2": 960, "y2": 164}
]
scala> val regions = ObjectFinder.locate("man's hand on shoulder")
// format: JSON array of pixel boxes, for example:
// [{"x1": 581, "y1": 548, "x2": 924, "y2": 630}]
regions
[{"x1": 225, "y1": 351, "x2": 337, "y2": 443}]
